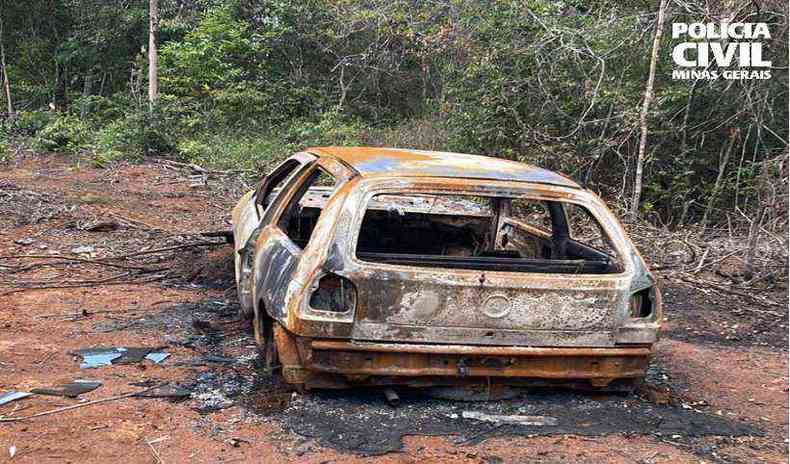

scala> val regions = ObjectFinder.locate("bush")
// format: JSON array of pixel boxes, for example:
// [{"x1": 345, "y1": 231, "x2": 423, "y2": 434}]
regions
[
  {"x1": 0, "y1": 127, "x2": 10, "y2": 164},
  {"x1": 369, "y1": 112, "x2": 449, "y2": 150},
  {"x1": 72, "y1": 95, "x2": 127, "y2": 124},
  {"x1": 177, "y1": 133, "x2": 284, "y2": 171},
  {"x1": 283, "y1": 110, "x2": 366, "y2": 147},
  {"x1": 172, "y1": 110, "x2": 370, "y2": 172},
  {"x1": 93, "y1": 117, "x2": 146, "y2": 166},
  {"x1": 32, "y1": 114, "x2": 90, "y2": 153},
  {"x1": 13, "y1": 111, "x2": 54, "y2": 136}
]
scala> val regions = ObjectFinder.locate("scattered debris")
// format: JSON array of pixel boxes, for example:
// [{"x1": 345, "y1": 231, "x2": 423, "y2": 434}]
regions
[
  {"x1": 134, "y1": 384, "x2": 191, "y2": 400},
  {"x1": 30, "y1": 379, "x2": 102, "y2": 398},
  {"x1": 73, "y1": 347, "x2": 169, "y2": 368},
  {"x1": 383, "y1": 388, "x2": 400, "y2": 407},
  {"x1": 427, "y1": 385, "x2": 521, "y2": 401},
  {"x1": 294, "y1": 439, "x2": 318, "y2": 456},
  {"x1": 461, "y1": 411, "x2": 558, "y2": 426},
  {"x1": 174, "y1": 355, "x2": 236, "y2": 367},
  {"x1": 192, "y1": 318, "x2": 217, "y2": 334},
  {"x1": 189, "y1": 371, "x2": 254, "y2": 413},
  {"x1": 146, "y1": 436, "x2": 167, "y2": 464},
  {"x1": 639, "y1": 383, "x2": 673, "y2": 405},
  {"x1": 145, "y1": 352, "x2": 170, "y2": 364},
  {"x1": 225, "y1": 437, "x2": 250, "y2": 448},
  {"x1": 0, "y1": 384, "x2": 165, "y2": 422},
  {"x1": 0, "y1": 392, "x2": 31, "y2": 407},
  {"x1": 82, "y1": 220, "x2": 120, "y2": 232},
  {"x1": 74, "y1": 348, "x2": 123, "y2": 368},
  {"x1": 147, "y1": 436, "x2": 170, "y2": 445},
  {"x1": 70, "y1": 245, "x2": 95, "y2": 254},
  {"x1": 277, "y1": 388, "x2": 760, "y2": 455},
  {"x1": 201, "y1": 355, "x2": 235, "y2": 364}
]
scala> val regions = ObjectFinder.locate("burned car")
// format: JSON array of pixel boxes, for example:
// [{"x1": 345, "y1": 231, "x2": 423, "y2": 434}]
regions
[{"x1": 231, "y1": 147, "x2": 661, "y2": 391}]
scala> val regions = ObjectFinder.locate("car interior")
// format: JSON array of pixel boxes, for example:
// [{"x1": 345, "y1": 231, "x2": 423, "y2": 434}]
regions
[{"x1": 354, "y1": 193, "x2": 624, "y2": 274}]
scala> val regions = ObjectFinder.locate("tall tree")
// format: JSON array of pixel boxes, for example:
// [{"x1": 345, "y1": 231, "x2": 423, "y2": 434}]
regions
[
  {"x1": 0, "y1": 11, "x2": 12, "y2": 114},
  {"x1": 148, "y1": 0, "x2": 158, "y2": 106},
  {"x1": 630, "y1": 0, "x2": 669, "y2": 219}
]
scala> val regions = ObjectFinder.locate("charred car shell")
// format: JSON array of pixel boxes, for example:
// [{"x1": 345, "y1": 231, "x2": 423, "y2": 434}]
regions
[{"x1": 232, "y1": 147, "x2": 661, "y2": 390}]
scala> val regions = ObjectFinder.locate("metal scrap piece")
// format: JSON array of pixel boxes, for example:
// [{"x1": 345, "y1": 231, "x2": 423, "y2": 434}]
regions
[
  {"x1": 30, "y1": 379, "x2": 102, "y2": 398},
  {"x1": 134, "y1": 384, "x2": 191, "y2": 399},
  {"x1": 73, "y1": 347, "x2": 170, "y2": 368},
  {"x1": 0, "y1": 391, "x2": 32, "y2": 406},
  {"x1": 145, "y1": 352, "x2": 170, "y2": 364},
  {"x1": 461, "y1": 410, "x2": 558, "y2": 426},
  {"x1": 75, "y1": 348, "x2": 125, "y2": 368}
]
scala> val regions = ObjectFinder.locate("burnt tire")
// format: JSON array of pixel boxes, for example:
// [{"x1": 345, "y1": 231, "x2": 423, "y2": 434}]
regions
[{"x1": 253, "y1": 309, "x2": 278, "y2": 371}]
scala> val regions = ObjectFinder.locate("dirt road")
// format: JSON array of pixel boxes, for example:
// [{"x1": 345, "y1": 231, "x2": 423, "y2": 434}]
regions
[{"x1": 1, "y1": 155, "x2": 787, "y2": 463}]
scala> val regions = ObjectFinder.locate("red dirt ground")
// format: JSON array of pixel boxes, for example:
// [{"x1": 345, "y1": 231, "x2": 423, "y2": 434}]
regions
[{"x1": 0, "y1": 154, "x2": 787, "y2": 463}]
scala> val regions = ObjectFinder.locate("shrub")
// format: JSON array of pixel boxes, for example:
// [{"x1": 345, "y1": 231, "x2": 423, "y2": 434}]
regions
[
  {"x1": 0, "y1": 128, "x2": 10, "y2": 164},
  {"x1": 13, "y1": 111, "x2": 54, "y2": 136},
  {"x1": 283, "y1": 109, "x2": 366, "y2": 147},
  {"x1": 93, "y1": 117, "x2": 146, "y2": 166},
  {"x1": 369, "y1": 112, "x2": 449, "y2": 150},
  {"x1": 72, "y1": 95, "x2": 127, "y2": 124},
  {"x1": 32, "y1": 114, "x2": 90, "y2": 153}
]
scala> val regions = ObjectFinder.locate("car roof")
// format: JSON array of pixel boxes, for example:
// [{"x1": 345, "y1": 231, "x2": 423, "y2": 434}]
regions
[{"x1": 306, "y1": 147, "x2": 580, "y2": 188}]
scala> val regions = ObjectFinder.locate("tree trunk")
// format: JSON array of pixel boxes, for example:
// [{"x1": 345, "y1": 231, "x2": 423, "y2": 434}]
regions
[
  {"x1": 80, "y1": 73, "x2": 93, "y2": 119},
  {"x1": 744, "y1": 205, "x2": 766, "y2": 280},
  {"x1": 629, "y1": 0, "x2": 669, "y2": 220},
  {"x1": 0, "y1": 13, "x2": 12, "y2": 115},
  {"x1": 148, "y1": 0, "x2": 159, "y2": 107},
  {"x1": 54, "y1": 61, "x2": 67, "y2": 111},
  {"x1": 701, "y1": 128, "x2": 738, "y2": 230}
]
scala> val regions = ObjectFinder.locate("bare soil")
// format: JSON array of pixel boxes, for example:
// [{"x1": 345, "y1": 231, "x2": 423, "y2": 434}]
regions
[{"x1": 0, "y1": 154, "x2": 787, "y2": 463}]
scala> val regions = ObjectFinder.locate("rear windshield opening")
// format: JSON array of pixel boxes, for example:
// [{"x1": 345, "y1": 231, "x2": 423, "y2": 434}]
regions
[{"x1": 355, "y1": 193, "x2": 623, "y2": 274}]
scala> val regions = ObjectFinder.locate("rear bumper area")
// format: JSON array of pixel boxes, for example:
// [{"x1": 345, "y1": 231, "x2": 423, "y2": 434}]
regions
[{"x1": 278, "y1": 331, "x2": 653, "y2": 389}]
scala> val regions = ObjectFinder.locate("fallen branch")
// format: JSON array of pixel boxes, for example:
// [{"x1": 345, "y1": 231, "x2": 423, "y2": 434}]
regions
[
  {"x1": 0, "y1": 254, "x2": 163, "y2": 273},
  {"x1": 676, "y1": 274, "x2": 783, "y2": 312},
  {"x1": 110, "y1": 241, "x2": 226, "y2": 259},
  {"x1": 0, "y1": 384, "x2": 166, "y2": 422},
  {"x1": 0, "y1": 274, "x2": 168, "y2": 296},
  {"x1": 3, "y1": 271, "x2": 132, "y2": 287},
  {"x1": 107, "y1": 212, "x2": 162, "y2": 231},
  {"x1": 693, "y1": 247, "x2": 711, "y2": 274},
  {"x1": 154, "y1": 159, "x2": 254, "y2": 175}
]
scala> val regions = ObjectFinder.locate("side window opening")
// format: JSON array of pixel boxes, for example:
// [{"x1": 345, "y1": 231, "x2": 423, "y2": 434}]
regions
[
  {"x1": 355, "y1": 192, "x2": 622, "y2": 274},
  {"x1": 256, "y1": 159, "x2": 301, "y2": 212},
  {"x1": 565, "y1": 203, "x2": 619, "y2": 259},
  {"x1": 278, "y1": 167, "x2": 339, "y2": 249},
  {"x1": 356, "y1": 194, "x2": 493, "y2": 257},
  {"x1": 509, "y1": 199, "x2": 552, "y2": 234},
  {"x1": 503, "y1": 199, "x2": 555, "y2": 259}
]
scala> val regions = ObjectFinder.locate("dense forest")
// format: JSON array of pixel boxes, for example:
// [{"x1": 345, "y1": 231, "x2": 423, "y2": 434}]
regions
[{"x1": 0, "y1": 0, "x2": 787, "y2": 229}]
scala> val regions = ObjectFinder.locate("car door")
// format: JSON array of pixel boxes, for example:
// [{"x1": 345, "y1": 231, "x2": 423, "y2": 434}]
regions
[
  {"x1": 233, "y1": 153, "x2": 316, "y2": 316},
  {"x1": 252, "y1": 160, "x2": 346, "y2": 325}
]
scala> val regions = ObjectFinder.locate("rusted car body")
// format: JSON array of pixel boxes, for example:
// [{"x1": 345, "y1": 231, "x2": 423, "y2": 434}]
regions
[{"x1": 232, "y1": 147, "x2": 661, "y2": 391}]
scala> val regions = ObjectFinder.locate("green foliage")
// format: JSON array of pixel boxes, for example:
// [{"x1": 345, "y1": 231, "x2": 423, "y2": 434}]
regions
[
  {"x1": 14, "y1": 111, "x2": 55, "y2": 136},
  {"x1": 32, "y1": 115, "x2": 91, "y2": 153},
  {"x1": 175, "y1": 110, "x2": 367, "y2": 170},
  {"x1": 93, "y1": 117, "x2": 146, "y2": 166},
  {"x1": 0, "y1": 127, "x2": 10, "y2": 164},
  {"x1": 160, "y1": 5, "x2": 262, "y2": 93},
  {"x1": 2, "y1": 0, "x2": 787, "y2": 227}
]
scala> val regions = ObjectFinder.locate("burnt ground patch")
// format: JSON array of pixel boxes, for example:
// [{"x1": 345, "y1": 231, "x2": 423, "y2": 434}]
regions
[
  {"x1": 86, "y1": 294, "x2": 766, "y2": 459},
  {"x1": 273, "y1": 386, "x2": 760, "y2": 457},
  {"x1": 660, "y1": 281, "x2": 788, "y2": 349}
]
